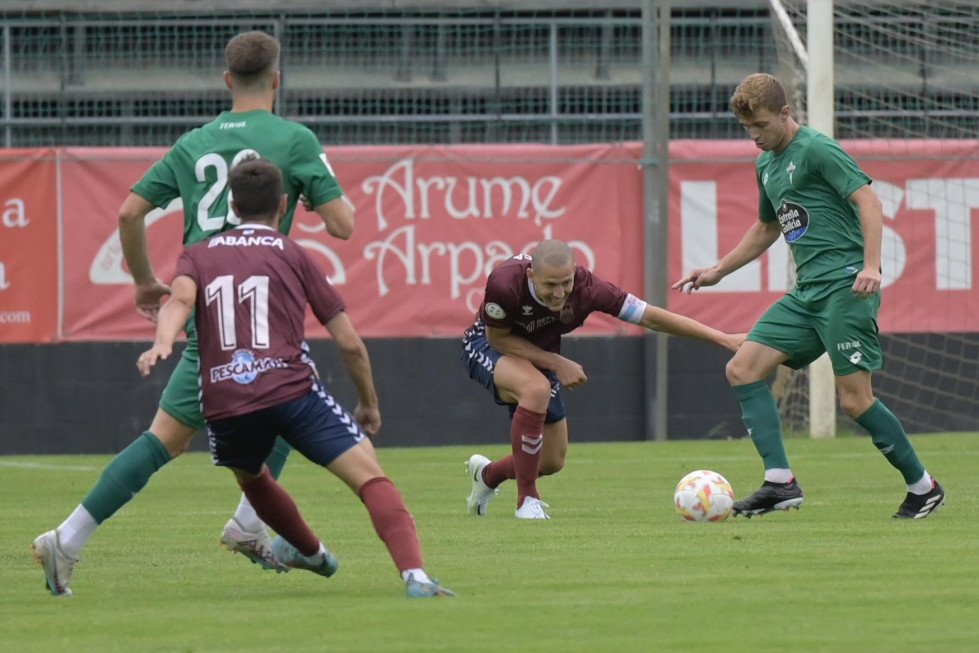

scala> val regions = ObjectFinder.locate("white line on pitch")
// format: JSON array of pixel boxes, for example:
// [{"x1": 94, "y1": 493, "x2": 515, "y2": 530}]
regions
[{"x1": 0, "y1": 461, "x2": 97, "y2": 471}]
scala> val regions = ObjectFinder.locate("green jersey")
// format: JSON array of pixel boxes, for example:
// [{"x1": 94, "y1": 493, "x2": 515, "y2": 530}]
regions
[
  {"x1": 756, "y1": 125, "x2": 871, "y2": 286},
  {"x1": 132, "y1": 109, "x2": 343, "y2": 245}
]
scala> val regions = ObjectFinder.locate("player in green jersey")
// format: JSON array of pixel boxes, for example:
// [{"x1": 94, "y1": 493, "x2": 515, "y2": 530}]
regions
[
  {"x1": 673, "y1": 73, "x2": 944, "y2": 520},
  {"x1": 32, "y1": 31, "x2": 355, "y2": 596}
]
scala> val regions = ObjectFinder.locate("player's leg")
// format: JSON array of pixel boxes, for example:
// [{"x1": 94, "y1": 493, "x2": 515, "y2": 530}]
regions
[
  {"x1": 207, "y1": 410, "x2": 332, "y2": 576},
  {"x1": 282, "y1": 384, "x2": 452, "y2": 596},
  {"x1": 32, "y1": 354, "x2": 199, "y2": 596},
  {"x1": 539, "y1": 419, "x2": 568, "y2": 477},
  {"x1": 824, "y1": 289, "x2": 944, "y2": 518},
  {"x1": 727, "y1": 294, "x2": 818, "y2": 516}
]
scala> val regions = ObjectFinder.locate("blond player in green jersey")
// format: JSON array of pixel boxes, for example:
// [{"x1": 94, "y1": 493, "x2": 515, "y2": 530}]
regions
[
  {"x1": 33, "y1": 31, "x2": 354, "y2": 596},
  {"x1": 673, "y1": 73, "x2": 944, "y2": 520}
]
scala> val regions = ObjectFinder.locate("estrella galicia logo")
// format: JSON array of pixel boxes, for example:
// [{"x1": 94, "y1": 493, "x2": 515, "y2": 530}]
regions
[
  {"x1": 777, "y1": 200, "x2": 809, "y2": 242},
  {"x1": 230, "y1": 350, "x2": 259, "y2": 384}
]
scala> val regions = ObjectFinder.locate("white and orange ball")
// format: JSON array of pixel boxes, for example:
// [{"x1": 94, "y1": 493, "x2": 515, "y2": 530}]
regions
[{"x1": 673, "y1": 470, "x2": 734, "y2": 522}]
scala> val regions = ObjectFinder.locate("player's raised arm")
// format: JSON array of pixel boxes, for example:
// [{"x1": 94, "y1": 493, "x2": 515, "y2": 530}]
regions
[{"x1": 118, "y1": 191, "x2": 172, "y2": 321}]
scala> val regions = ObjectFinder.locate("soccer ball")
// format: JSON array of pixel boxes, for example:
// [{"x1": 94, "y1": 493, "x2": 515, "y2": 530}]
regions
[{"x1": 673, "y1": 469, "x2": 735, "y2": 522}]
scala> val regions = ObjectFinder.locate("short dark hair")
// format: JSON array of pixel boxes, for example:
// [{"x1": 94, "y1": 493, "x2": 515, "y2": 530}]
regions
[
  {"x1": 224, "y1": 31, "x2": 280, "y2": 85},
  {"x1": 228, "y1": 156, "x2": 283, "y2": 220},
  {"x1": 531, "y1": 239, "x2": 574, "y2": 272}
]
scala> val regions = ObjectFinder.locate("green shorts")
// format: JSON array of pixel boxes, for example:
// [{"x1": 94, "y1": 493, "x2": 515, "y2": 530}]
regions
[
  {"x1": 747, "y1": 280, "x2": 882, "y2": 376},
  {"x1": 159, "y1": 322, "x2": 206, "y2": 431}
]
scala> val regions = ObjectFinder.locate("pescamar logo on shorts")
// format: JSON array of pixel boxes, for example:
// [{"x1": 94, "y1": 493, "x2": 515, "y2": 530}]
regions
[{"x1": 777, "y1": 200, "x2": 809, "y2": 242}]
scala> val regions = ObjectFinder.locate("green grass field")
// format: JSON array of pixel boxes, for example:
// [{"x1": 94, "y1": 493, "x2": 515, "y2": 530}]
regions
[{"x1": 3, "y1": 433, "x2": 977, "y2": 653}]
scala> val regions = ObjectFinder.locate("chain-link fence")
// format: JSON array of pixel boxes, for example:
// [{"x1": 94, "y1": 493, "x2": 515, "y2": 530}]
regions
[{"x1": 0, "y1": 7, "x2": 781, "y2": 146}]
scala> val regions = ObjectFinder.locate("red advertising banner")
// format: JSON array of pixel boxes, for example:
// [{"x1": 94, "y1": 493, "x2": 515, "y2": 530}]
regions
[
  {"x1": 0, "y1": 149, "x2": 58, "y2": 342},
  {"x1": 59, "y1": 144, "x2": 645, "y2": 340},
  {"x1": 1, "y1": 139, "x2": 977, "y2": 344},
  {"x1": 668, "y1": 139, "x2": 979, "y2": 334}
]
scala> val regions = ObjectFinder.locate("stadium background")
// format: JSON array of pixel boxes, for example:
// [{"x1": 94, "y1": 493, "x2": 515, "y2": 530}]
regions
[{"x1": 1, "y1": 0, "x2": 977, "y2": 454}]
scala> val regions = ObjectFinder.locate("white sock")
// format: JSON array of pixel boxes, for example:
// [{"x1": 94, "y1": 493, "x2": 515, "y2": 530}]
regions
[
  {"x1": 232, "y1": 494, "x2": 263, "y2": 533},
  {"x1": 763, "y1": 468, "x2": 794, "y2": 484},
  {"x1": 908, "y1": 471, "x2": 933, "y2": 495},
  {"x1": 401, "y1": 568, "x2": 431, "y2": 584},
  {"x1": 56, "y1": 505, "x2": 98, "y2": 558},
  {"x1": 302, "y1": 542, "x2": 327, "y2": 564}
]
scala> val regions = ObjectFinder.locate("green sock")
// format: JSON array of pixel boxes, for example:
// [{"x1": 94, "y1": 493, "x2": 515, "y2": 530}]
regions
[
  {"x1": 264, "y1": 436, "x2": 292, "y2": 480},
  {"x1": 733, "y1": 381, "x2": 790, "y2": 470},
  {"x1": 81, "y1": 431, "x2": 172, "y2": 523},
  {"x1": 855, "y1": 399, "x2": 925, "y2": 484}
]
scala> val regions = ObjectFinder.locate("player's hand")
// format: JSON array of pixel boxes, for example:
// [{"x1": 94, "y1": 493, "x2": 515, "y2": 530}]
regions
[
  {"x1": 672, "y1": 267, "x2": 723, "y2": 293},
  {"x1": 852, "y1": 268, "x2": 881, "y2": 298},
  {"x1": 299, "y1": 194, "x2": 314, "y2": 212},
  {"x1": 354, "y1": 403, "x2": 381, "y2": 437},
  {"x1": 723, "y1": 332, "x2": 748, "y2": 352},
  {"x1": 554, "y1": 357, "x2": 587, "y2": 389},
  {"x1": 136, "y1": 344, "x2": 172, "y2": 377},
  {"x1": 134, "y1": 280, "x2": 171, "y2": 322}
]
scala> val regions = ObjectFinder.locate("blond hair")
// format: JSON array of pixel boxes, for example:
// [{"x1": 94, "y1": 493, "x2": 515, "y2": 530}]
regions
[{"x1": 730, "y1": 73, "x2": 787, "y2": 119}]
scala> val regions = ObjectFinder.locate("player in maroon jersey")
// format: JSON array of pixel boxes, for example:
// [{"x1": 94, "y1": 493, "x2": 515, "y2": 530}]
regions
[
  {"x1": 137, "y1": 157, "x2": 452, "y2": 597},
  {"x1": 462, "y1": 240, "x2": 744, "y2": 519}
]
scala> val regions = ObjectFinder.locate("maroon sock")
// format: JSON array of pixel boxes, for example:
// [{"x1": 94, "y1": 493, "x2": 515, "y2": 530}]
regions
[
  {"x1": 358, "y1": 477, "x2": 423, "y2": 572},
  {"x1": 481, "y1": 455, "x2": 515, "y2": 488},
  {"x1": 239, "y1": 469, "x2": 319, "y2": 556},
  {"x1": 511, "y1": 405, "x2": 546, "y2": 507}
]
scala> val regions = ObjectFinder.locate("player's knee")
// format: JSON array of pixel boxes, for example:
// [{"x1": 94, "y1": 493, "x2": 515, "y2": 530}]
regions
[
  {"x1": 539, "y1": 458, "x2": 565, "y2": 476},
  {"x1": 518, "y1": 374, "x2": 552, "y2": 411},
  {"x1": 725, "y1": 357, "x2": 749, "y2": 385},
  {"x1": 838, "y1": 392, "x2": 872, "y2": 419}
]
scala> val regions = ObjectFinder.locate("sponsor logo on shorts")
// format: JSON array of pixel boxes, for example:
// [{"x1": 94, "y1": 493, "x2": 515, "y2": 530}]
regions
[
  {"x1": 484, "y1": 302, "x2": 506, "y2": 320},
  {"x1": 777, "y1": 200, "x2": 809, "y2": 242},
  {"x1": 210, "y1": 349, "x2": 287, "y2": 385},
  {"x1": 849, "y1": 351, "x2": 863, "y2": 365},
  {"x1": 836, "y1": 340, "x2": 862, "y2": 351}
]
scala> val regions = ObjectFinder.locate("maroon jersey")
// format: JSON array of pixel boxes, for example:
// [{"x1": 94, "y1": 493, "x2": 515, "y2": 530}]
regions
[
  {"x1": 175, "y1": 224, "x2": 345, "y2": 421},
  {"x1": 476, "y1": 255, "x2": 639, "y2": 353}
]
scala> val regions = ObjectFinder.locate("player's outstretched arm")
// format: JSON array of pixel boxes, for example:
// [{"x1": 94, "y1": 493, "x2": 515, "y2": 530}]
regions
[
  {"x1": 672, "y1": 220, "x2": 781, "y2": 293},
  {"x1": 313, "y1": 196, "x2": 355, "y2": 240},
  {"x1": 118, "y1": 192, "x2": 171, "y2": 320},
  {"x1": 136, "y1": 275, "x2": 196, "y2": 376},
  {"x1": 323, "y1": 311, "x2": 381, "y2": 435},
  {"x1": 638, "y1": 306, "x2": 745, "y2": 352}
]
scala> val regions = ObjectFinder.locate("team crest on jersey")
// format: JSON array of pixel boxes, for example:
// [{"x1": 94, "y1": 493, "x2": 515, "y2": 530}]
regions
[
  {"x1": 522, "y1": 305, "x2": 534, "y2": 316},
  {"x1": 786, "y1": 161, "x2": 797, "y2": 184},
  {"x1": 485, "y1": 302, "x2": 506, "y2": 320},
  {"x1": 559, "y1": 305, "x2": 575, "y2": 324},
  {"x1": 777, "y1": 200, "x2": 809, "y2": 242}
]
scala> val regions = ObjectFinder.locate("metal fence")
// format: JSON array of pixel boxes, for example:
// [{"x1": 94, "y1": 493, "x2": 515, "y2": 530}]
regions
[{"x1": 0, "y1": 6, "x2": 977, "y2": 147}]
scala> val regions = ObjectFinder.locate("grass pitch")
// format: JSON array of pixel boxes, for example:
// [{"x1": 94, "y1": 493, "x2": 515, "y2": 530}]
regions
[{"x1": 3, "y1": 433, "x2": 977, "y2": 652}]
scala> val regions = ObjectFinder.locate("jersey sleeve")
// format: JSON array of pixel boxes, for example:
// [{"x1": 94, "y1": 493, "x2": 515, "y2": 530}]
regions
[
  {"x1": 173, "y1": 246, "x2": 199, "y2": 284},
  {"x1": 479, "y1": 265, "x2": 520, "y2": 329},
  {"x1": 296, "y1": 246, "x2": 346, "y2": 325},
  {"x1": 757, "y1": 163, "x2": 777, "y2": 223},
  {"x1": 130, "y1": 144, "x2": 183, "y2": 208},
  {"x1": 290, "y1": 126, "x2": 345, "y2": 207},
  {"x1": 578, "y1": 268, "x2": 631, "y2": 318},
  {"x1": 810, "y1": 136, "x2": 872, "y2": 200}
]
